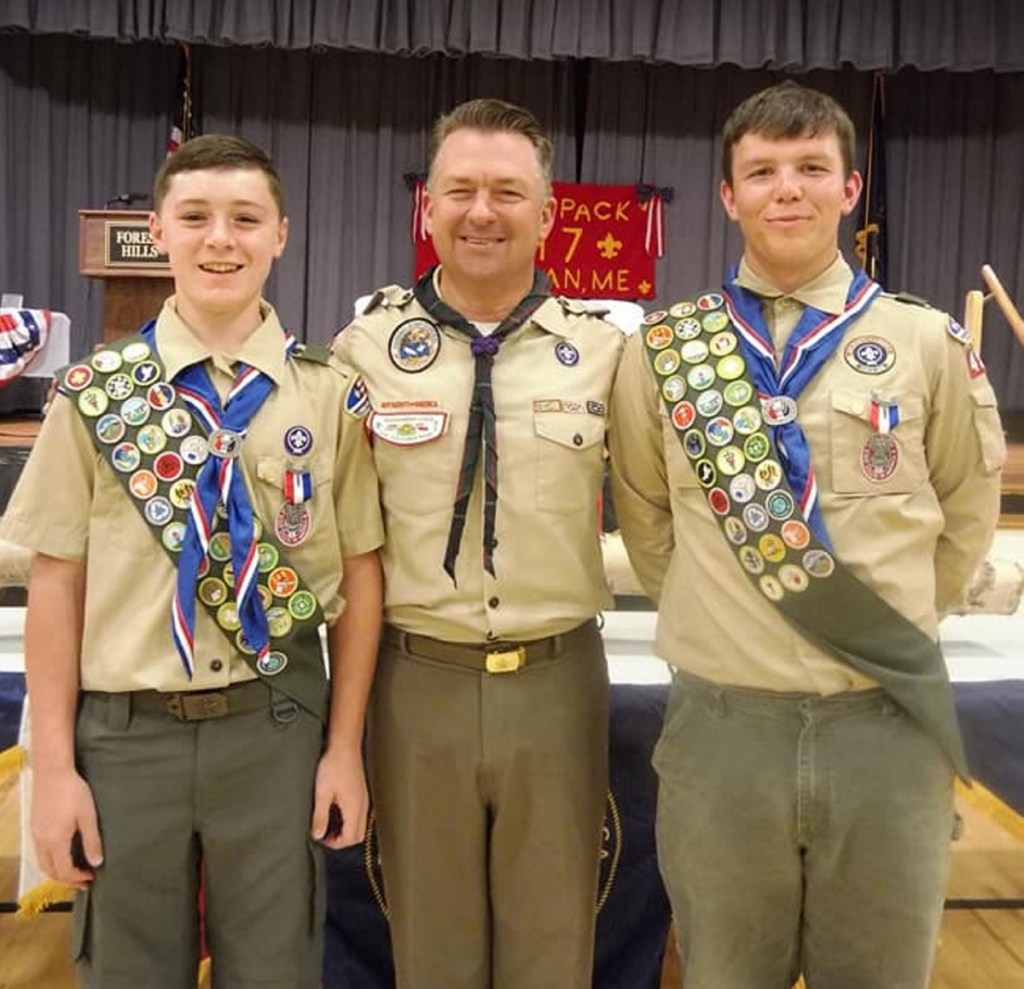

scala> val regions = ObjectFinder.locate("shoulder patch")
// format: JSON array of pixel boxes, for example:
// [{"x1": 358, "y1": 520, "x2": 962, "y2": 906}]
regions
[
  {"x1": 343, "y1": 374, "x2": 371, "y2": 419},
  {"x1": 945, "y1": 315, "x2": 973, "y2": 347},
  {"x1": 291, "y1": 343, "x2": 332, "y2": 366},
  {"x1": 557, "y1": 297, "x2": 589, "y2": 317}
]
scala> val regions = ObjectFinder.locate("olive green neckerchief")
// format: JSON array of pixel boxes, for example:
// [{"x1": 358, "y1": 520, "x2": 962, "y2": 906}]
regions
[
  {"x1": 642, "y1": 292, "x2": 967, "y2": 777},
  {"x1": 58, "y1": 330, "x2": 329, "y2": 722}
]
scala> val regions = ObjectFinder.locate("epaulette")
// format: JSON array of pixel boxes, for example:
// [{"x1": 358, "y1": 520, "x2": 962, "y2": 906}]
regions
[
  {"x1": 361, "y1": 285, "x2": 415, "y2": 314},
  {"x1": 557, "y1": 297, "x2": 609, "y2": 318},
  {"x1": 291, "y1": 343, "x2": 332, "y2": 366},
  {"x1": 887, "y1": 291, "x2": 933, "y2": 309}
]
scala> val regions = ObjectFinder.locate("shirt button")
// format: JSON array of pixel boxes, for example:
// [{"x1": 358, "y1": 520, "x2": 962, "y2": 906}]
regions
[
  {"x1": 210, "y1": 659, "x2": 224, "y2": 673},
  {"x1": 572, "y1": 433, "x2": 583, "y2": 446},
  {"x1": 488, "y1": 596, "x2": 500, "y2": 608}
]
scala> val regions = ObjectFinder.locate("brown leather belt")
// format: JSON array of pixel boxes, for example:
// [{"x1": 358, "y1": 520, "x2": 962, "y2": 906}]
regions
[
  {"x1": 382, "y1": 620, "x2": 596, "y2": 674},
  {"x1": 86, "y1": 679, "x2": 271, "y2": 722}
]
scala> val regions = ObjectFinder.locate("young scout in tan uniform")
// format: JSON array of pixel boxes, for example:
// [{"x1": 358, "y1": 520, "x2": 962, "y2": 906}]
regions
[
  {"x1": 333, "y1": 99, "x2": 624, "y2": 989},
  {"x1": 609, "y1": 82, "x2": 1005, "y2": 989},
  {"x1": 0, "y1": 135, "x2": 384, "y2": 989}
]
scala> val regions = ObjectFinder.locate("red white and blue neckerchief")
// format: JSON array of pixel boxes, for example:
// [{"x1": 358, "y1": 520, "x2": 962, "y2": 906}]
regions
[
  {"x1": 141, "y1": 321, "x2": 297, "y2": 677},
  {"x1": 723, "y1": 265, "x2": 881, "y2": 547},
  {"x1": 283, "y1": 467, "x2": 313, "y2": 505}
]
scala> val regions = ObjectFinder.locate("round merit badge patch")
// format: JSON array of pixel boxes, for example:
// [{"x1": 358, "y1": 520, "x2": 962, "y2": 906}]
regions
[{"x1": 389, "y1": 319, "x2": 441, "y2": 372}]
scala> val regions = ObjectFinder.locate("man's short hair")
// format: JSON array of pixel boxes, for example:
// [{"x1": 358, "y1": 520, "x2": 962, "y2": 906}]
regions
[
  {"x1": 721, "y1": 81, "x2": 856, "y2": 185},
  {"x1": 428, "y1": 98, "x2": 554, "y2": 195},
  {"x1": 153, "y1": 134, "x2": 285, "y2": 216}
]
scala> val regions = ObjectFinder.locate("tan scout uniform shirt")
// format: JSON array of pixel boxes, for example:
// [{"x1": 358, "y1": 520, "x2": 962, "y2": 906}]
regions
[
  {"x1": 334, "y1": 284, "x2": 624, "y2": 642},
  {"x1": 0, "y1": 299, "x2": 384, "y2": 693},
  {"x1": 610, "y1": 255, "x2": 1005, "y2": 694}
]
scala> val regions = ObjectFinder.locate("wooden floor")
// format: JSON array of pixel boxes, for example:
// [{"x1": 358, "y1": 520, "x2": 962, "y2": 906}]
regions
[{"x1": 1, "y1": 785, "x2": 1022, "y2": 988}]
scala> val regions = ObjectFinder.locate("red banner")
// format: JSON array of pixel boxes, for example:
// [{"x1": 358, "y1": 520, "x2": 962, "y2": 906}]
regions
[{"x1": 412, "y1": 181, "x2": 662, "y2": 300}]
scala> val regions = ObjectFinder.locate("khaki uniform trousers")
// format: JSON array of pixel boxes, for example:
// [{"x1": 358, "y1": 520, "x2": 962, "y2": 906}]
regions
[{"x1": 369, "y1": 620, "x2": 609, "y2": 989}]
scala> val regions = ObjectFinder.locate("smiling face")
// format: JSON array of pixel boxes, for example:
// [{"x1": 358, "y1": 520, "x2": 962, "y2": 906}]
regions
[
  {"x1": 424, "y1": 127, "x2": 555, "y2": 310},
  {"x1": 720, "y1": 129, "x2": 862, "y2": 293},
  {"x1": 148, "y1": 166, "x2": 288, "y2": 339}
]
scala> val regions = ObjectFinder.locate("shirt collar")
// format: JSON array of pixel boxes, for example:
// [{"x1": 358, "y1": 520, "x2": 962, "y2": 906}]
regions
[
  {"x1": 154, "y1": 297, "x2": 289, "y2": 384},
  {"x1": 735, "y1": 253, "x2": 853, "y2": 316}
]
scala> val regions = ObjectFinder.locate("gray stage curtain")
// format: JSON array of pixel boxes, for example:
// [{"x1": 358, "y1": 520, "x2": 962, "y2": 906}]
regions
[
  {"x1": 3, "y1": 0, "x2": 1024, "y2": 71},
  {"x1": 2, "y1": 31, "x2": 1024, "y2": 408}
]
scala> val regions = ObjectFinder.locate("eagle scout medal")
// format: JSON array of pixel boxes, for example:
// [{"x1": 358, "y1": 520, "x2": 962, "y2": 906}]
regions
[
  {"x1": 389, "y1": 319, "x2": 442, "y2": 372},
  {"x1": 844, "y1": 335, "x2": 895, "y2": 375}
]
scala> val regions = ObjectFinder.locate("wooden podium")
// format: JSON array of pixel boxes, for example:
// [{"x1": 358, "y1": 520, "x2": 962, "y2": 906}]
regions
[{"x1": 78, "y1": 210, "x2": 173, "y2": 341}]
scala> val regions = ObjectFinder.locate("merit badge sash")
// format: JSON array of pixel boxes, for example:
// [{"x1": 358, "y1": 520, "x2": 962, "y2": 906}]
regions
[
  {"x1": 642, "y1": 291, "x2": 967, "y2": 776},
  {"x1": 59, "y1": 328, "x2": 329, "y2": 722}
]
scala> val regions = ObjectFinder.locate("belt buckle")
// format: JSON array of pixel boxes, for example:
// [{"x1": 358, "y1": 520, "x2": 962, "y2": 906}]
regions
[
  {"x1": 485, "y1": 647, "x2": 526, "y2": 674},
  {"x1": 166, "y1": 691, "x2": 230, "y2": 721}
]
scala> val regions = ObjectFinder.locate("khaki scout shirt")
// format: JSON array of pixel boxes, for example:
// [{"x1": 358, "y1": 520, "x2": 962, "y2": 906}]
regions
[
  {"x1": 334, "y1": 284, "x2": 624, "y2": 642},
  {"x1": 1, "y1": 298, "x2": 384, "y2": 693},
  {"x1": 609, "y1": 255, "x2": 1005, "y2": 694}
]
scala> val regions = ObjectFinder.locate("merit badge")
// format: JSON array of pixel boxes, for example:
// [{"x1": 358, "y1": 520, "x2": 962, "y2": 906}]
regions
[
  {"x1": 861, "y1": 433, "x2": 899, "y2": 482},
  {"x1": 345, "y1": 376, "x2": 371, "y2": 418},
  {"x1": 715, "y1": 445, "x2": 745, "y2": 476},
  {"x1": 765, "y1": 490, "x2": 795, "y2": 521},
  {"x1": 120, "y1": 395, "x2": 150, "y2": 427},
  {"x1": 283, "y1": 424, "x2": 312, "y2": 458},
  {"x1": 64, "y1": 364, "x2": 93, "y2": 391},
  {"x1": 268, "y1": 566, "x2": 299, "y2": 598},
  {"x1": 236, "y1": 629, "x2": 257, "y2": 655},
  {"x1": 162, "y1": 408, "x2": 192, "y2": 438},
  {"x1": 709, "y1": 331, "x2": 738, "y2": 357},
  {"x1": 257, "y1": 543, "x2": 280, "y2": 572},
  {"x1": 694, "y1": 459, "x2": 717, "y2": 488},
  {"x1": 162, "y1": 521, "x2": 186, "y2": 553},
  {"x1": 288, "y1": 590, "x2": 318, "y2": 621},
  {"x1": 680, "y1": 339, "x2": 709, "y2": 364},
  {"x1": 370, "y1": 411, "x2": 448, "y2": 446},
  {"x1": 95, "y1": 413, "x2": 126, "y2": 445},
  {"x1": 695, "y1": 389, "x2": 723, "y2": 418},
  {"x1": 257, "y1": 651, "x2": 289, "y2": 677},
  {"x1": 844, "y1": 336, "x2": 895, "y2": 375},
  {"x1": 781, "y1": 520, "x2": 811, "y2": 550},
  {"x1": 111, "y1": 442, "x2": 141, "y2": 473},
  {"x1": 91, "y1": 349, "x2": 122, "y2": 373},
  {"x1": 702, "y1": 311, "x2": 729, "y2": 334},
  {"x1": 724, "y1": 516, "x2": 748, "y2": 545},
  {"x1": 761, "y1": 395, "x2": 798, "y2": 426},
  {"x1": 759, "y1": 533, "x2": 787, "y2": 564},
  {"x1": 121, "y1": 341, "x2": 151, "y2": 364},
  {"x1": 643, "y1": 309, "x2": 668, "y2": 325},
  {"x1": 803, "y1": 549, "x2": 836, "y2": 579},
  {"x1": 662, "y1": 376, "x2": 687, "y2": 403},
  {"x1": 168, "y1": 478, "x2": 195, "y2": 510},
  {"x1": 389, "y1": 319, "x2": 442, "y2": 372},
  {"x1": 199, "y1": 577, "x2": 228, "y2": 607},
  {"x1": 217, "y1": 602, "x2": 241, "y2": 632},
  {"x1": 180, "y1": 435, "x2": 208, "y2": 466},
  {"x1": 136, "y1": 424, "x2": 167, "y2": 456},
  {"x1": 759, "y1": 574, "x2": 785, "y2": 602},
  {"x1": 706, "y1": 416, "x2": 734, "y2": 447},
  {"x1": 104, "y1": 373, "x2": 134, "y2": 401},
  {"x1": 146, "y1": 382, "x2": 176, "y2": 410},
  {"x1": 554, "y1": 340, "x2": 580, "y2": 366},
  {"x1": 154, "y1": 451, "x2": 184, "y2": 483},
  {"x1": 266, "y1": 606, "x2": 293, "y2": 639},
  {"x1": 143, "y1": 496, "x2": 174, "y2": 526},
  {"x1": 729, "y1": 474, "x2": 756, "y2": 504},
  {"x1": 732, "y1": 405, "x2": 762, "y2": 436},
  {"x1": 671, "y1": 401, "x2": 695, "y2": 430},
  {"x1": 78, "y1": 387, "x2": 109, "y2": 417},
  {"x1": 128, "y1": 470, "x2": 158, "y2": 500},
  {"x1": 696, "y1": 292, "x2": 724, "y2": 311},
  {"x1": 686, "y1": 364, "x2": 716, "y2": 391},
  {"x1": 778, "y1": 564, "x2": 809, "y2": 594},
  {"x1": 743, "y1": 502, "x2": 769, "y2": 533},
  {"x1": 716, "y1": 355, "x2": 745, "y2": 381},
  {"x1": 275, "y1": 502, "x2": 311, "y2": 547},
  {"x1": 947, "y1": 316, "x2": 972, "y2": 346},
  {"x1": 743, "y1": 433, "x2": 771, "y2": 463},
  {"x1": 132, "y1": 361, "x2": 161, "y2": 386},
  {"x1": 723, "y1": 379, "x2": 754, "y2": 407},
  {"x1": 654, "y1": 349, "x2": 682, "y2": 376},
  {"x1": 684, "y1": 429, "x2": 706, "y2": 458},
  {"x1": 645, "y1": 324, "x2": 673, "y2": 351},
  {"x1": 754, "y1": 459, "x2": 783, "y2": 490},
  {"x1": 668, "y1": 301, "x2": 696, "y2": 319},
  {"x1": 674, "y1": 318, "x2": 702, "y2": 341},
  {"x1": 708, "y1": 488, "x2": 730, "y2": 516},
  {"x1": 739, "y1": 546, "x2": 766, "y2": 576},
  {"x1": 208, "y1": 531, "x2": 232, "y2": 562}
]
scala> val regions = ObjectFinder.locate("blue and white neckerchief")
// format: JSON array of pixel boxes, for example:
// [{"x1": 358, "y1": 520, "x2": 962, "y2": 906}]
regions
[
  {"x1": 141, "y1": 320, "x2": 297, "y2": 677},
  {"x1": 723, "y1": 265, "x2": 881, "y2": 547}
]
